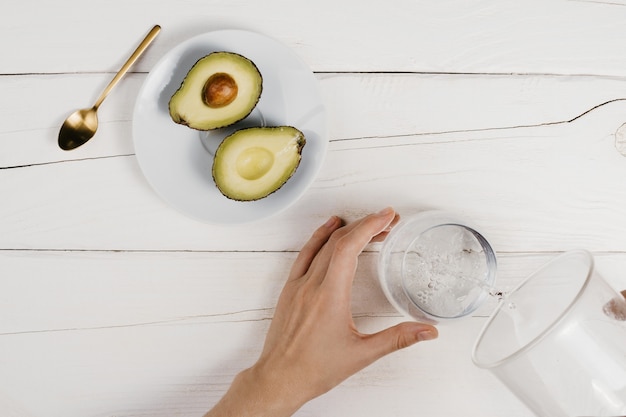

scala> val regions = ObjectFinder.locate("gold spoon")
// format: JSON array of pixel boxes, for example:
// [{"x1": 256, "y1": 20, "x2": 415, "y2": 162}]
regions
[{"x1": 58, "y1": 25, "x2": 161, "y2": 151}]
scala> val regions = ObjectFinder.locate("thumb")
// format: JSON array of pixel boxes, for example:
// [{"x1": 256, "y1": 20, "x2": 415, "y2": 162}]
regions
[{"x1": 363, "y1": 322, "x2": 438, "y2": 362}]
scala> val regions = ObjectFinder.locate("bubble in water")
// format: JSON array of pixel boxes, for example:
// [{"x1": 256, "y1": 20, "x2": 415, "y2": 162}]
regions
[{"x1": 402, "y1": 224, "x2": 494, "y2": 318}]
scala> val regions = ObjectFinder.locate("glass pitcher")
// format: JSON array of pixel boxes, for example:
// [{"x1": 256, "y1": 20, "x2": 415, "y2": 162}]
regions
[{"x1": 472, "y1": 250, "x2": 626, "y2": 417}]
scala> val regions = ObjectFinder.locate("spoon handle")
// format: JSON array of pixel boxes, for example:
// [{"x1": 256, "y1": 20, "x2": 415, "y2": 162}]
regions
[{"x1": 93, "y1": 24, "x2": 161, "y2": 109}]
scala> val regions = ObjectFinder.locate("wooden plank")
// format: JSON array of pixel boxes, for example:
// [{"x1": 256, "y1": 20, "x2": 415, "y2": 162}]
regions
[
  {"x1": 4, "y1": 2, "x2": 626, "y2": 417},
  {"x1": 1, "y1": 250, "x2": 623, "y2": 333},
  {"x1": 3, "y1": 0, "x2": 626, "y2": 75},
  {"x1": 0, "y1": 251, "x2": 292, "y2": 334},
  {"x1": 0, "y1": 251, "x2": 623, "y2": 417},
  {"x1": 3, "y1": 72, "x2": 626, "y2": 167},
  {"x1": 0, "y1": 317, "x2": 526, "y2": 417},
  {"x1": 3, "y1": 98, "x2": 626, "y2": 251},
  {"x1": 0, "y1": 74, "x2": 141, "y2": 168}
]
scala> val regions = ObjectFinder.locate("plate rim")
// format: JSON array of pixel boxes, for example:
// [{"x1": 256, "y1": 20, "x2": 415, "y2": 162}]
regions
[{"x1": 132, "y1": 29, "x2": 328, "y2": 225}]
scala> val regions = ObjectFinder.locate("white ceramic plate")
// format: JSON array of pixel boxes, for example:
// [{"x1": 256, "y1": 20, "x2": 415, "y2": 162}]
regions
[{"x1": 133, "y1": 30, "x2": 327, "y2": 224}]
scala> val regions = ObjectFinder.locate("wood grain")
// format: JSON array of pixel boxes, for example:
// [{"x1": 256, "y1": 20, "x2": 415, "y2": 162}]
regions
[
  {"x1": 0, "y1": 250, "x2": 623, "y2": 417},
  {"x1": 3, "y1": 97, "x2": 626, "y2": 252},
  {"x1": 3, "y1": 0, "x2": 626, "y2": 75},
  {"x1": 3, "y1": 1, "x2": 626, "y2": 416}
]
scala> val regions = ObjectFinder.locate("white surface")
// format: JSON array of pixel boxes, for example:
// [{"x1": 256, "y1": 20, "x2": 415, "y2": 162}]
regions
[
  {"x1": 133, "y1": 30, "x2": 327, "y2": 223},
  {"x1": 2, "y1": 1, "x2": 626, "y2": 417}
]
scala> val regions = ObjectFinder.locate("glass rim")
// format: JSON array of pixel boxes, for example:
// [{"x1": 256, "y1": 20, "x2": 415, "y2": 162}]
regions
[{"x1": 471, "y1": 249, "x2": 594, "y2": 369}]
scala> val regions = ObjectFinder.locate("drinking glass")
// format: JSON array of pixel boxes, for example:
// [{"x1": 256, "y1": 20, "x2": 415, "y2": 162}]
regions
[
  {"x1": 378, "y1": 211, "x2": 497, "y2": 323},
  {"x1": 472, "y1": 250, "x2": 626, "y2": 417}
]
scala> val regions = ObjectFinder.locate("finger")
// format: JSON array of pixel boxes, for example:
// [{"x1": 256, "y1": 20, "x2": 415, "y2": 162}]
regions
[
  {"x1": 604, "y1": 290, "x2": 626, "y2": 321},
  {"x1": 361, "y1": 322, "x2": 438, "y2": 364},
  {"x1": 306, "y1": 209, "x2": 397, "y2": 286},
  {"x1": 288, "y1": 216, "x2": 342, "y2": 280},
  {"x1": 370, "y1": 213, "x2": 400, "y2": 243},
  {"x1": 325, "y1": 208, "x2": 396, "y2": 291},
  {"x1": 333, "y1": 213, "x2": 400, "y2": 245}
]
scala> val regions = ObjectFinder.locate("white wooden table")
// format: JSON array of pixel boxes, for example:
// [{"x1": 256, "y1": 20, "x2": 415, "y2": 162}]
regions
[{"x1": 2, "y1": 1, "x2": 626, "y2": 416}]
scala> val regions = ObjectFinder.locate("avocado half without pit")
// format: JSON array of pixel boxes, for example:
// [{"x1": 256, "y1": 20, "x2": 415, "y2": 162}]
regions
[
  {"x1": 212, "y1": 126, "x2": 306, "y2": 201},
  {"x1": 169, "y1": 51, "x2": 263, "y2": 130}
]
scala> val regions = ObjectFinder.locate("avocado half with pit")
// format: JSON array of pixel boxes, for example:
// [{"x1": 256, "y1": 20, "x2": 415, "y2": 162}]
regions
[
  {"x1": 169, "y1": 51, "x2": 262, "y2": 130},
  {"x1": 212, "y1": 126, "x2": 306, "y2": 201}
]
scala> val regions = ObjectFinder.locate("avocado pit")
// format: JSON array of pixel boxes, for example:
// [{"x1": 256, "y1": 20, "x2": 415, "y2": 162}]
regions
[
  {"x1": 204, "y1": 72, "x2": 238, "y2": 108},
  {"x1": 168, "y1": 51, "x2": 263, "y2": 130}
]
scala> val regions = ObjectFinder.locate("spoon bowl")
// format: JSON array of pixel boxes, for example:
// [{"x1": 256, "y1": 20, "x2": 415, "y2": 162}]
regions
[
  {"x1": 58, "y1": 107, "x2": 98, "y2": 150},
  {"x1": 58, "y1": 25, "x2": 160, "y2": 151}
]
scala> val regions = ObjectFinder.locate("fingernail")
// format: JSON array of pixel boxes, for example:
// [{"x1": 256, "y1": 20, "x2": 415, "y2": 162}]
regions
[
  {"x1": 417, "y1": 329, "x2": 438, "y2": 342},
  {"x1": 324, "y1": 216, "x2": 338, "y2": 228},
  {"x1": 376, "y1": 207, "x2": 393, "y2": 217}
]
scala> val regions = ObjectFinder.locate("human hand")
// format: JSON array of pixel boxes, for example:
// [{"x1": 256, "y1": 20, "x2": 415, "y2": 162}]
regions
[
  {"x1": 206, "y1": 208, "x2": 438, "y2": 417},
  {"x1": 603, "y1": 289, "x2": 626, "y2": 321}
]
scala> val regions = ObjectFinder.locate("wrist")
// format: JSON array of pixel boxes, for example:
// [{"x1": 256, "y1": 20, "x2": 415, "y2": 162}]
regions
[{"x1": 205, "y1": 365, "x2": 305, "y2": 417}]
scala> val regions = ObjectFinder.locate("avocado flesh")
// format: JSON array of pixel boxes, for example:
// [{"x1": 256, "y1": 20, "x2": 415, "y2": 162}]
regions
[
  {"x1": 169, "y1": 52, "x2": 262, "y2": 130},
  {"x1": 212, "y1": 127, "x2": 306, "y2": 201}
]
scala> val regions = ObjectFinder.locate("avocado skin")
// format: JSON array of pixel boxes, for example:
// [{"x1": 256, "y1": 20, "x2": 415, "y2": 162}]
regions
[
  {"x1": 212, "y1": 126, "x2": 306, "y2": 201},
  {"x1": 168, "y1": 52, "x2": 263, "y2": 130}
]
